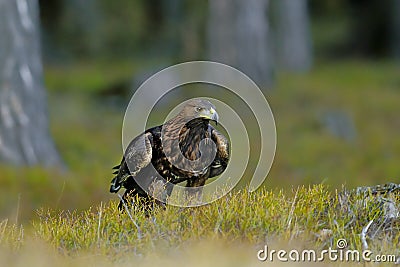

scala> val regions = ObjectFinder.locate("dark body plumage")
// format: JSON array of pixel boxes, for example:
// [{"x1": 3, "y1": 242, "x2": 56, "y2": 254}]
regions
[{"x1": 110, "y1": 99, "x2": 229, "y2": 209}]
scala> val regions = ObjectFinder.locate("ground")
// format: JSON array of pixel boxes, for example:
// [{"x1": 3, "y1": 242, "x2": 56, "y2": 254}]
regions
[{"x1": 0, "y1": 60, "x2": 399, "y2": 266}]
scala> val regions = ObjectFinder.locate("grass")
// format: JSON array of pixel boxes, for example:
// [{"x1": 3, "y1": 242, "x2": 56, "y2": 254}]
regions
[
  {"x1": 0, "y1": 59, "x2": 399, "y2": 265},
  {"x1": 43, "y1": 60, "x2": 136, "y2": 94},
  {"x1": 1, "y1": 185, "x2": 399, "y2": 266},
  {"x1": 270, "y1": 60, "x2": 400, "y2": 188}
]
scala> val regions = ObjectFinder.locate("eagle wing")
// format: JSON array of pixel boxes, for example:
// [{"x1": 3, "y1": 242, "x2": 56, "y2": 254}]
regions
[
  {"x1": 209, "y1": 127, "x2": 230, "y2": 178},
  {"x1": 110, "y1": 132, "x2": 153, "y2": 192}
]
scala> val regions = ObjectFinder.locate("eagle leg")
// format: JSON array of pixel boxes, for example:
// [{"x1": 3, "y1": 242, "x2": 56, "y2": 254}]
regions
[
  {"x1": 118, "y1": 188, "x2": 153, "y2": 212},
  {"x1": 184, "y1": 176, "x2": 207, "y2": 205},
  {"x1": 118, "y1": 179, "x2": 174, "y2": 212}
]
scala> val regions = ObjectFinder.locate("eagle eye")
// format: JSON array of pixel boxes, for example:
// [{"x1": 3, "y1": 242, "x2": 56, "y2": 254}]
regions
[{"x1": 195, "y1": 107, "x2": 202, "y2": 112}]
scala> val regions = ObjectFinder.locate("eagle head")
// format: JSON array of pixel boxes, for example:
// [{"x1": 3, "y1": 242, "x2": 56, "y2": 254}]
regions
[{"x1": 179, "y1": 99, "x2": 219, "y2": 125}]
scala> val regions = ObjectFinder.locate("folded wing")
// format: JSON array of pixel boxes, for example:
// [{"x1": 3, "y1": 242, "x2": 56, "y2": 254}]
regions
[{"x1": 110, "y1": 132, "x2": 153, "y2": 192}]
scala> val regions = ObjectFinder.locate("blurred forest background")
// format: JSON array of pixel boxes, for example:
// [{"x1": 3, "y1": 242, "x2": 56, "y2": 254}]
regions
[{"x1": 0, "y1": 0, "x2": 399, "y2": 222}]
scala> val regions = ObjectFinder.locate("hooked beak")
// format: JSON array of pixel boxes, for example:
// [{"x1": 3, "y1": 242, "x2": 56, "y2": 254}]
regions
[
  {"x1": 199, "y1": 107, "x2": 219, "y2": 125},
  {"x1": 210, "y1": 107, "x2": 219, "y2": 125}
]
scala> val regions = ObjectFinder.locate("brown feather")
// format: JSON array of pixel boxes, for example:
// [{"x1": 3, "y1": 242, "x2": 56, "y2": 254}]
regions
[{"x1": 110, "y1": 99, "x2": 230, "y2": 208}]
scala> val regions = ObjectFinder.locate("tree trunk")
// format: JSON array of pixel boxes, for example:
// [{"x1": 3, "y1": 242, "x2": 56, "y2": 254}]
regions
[
  {"x1": 236, "y1": 0, "x2": 273, "y2": 86},
  {"x1": 391, "y1": 0, "x2": 400, "y2": 59},
  {"x1": 61, "y1": 0, "x2": 102, "y2": 56},
  {"x1": 208, "y1": 0, "x2": 273, "y2": 87},
  {"x1": 273, "y1": 0, "x2": 312, "y2": 71},
  {"x1": 208, "y1": 0, "x2": 237, "y2": 65},
  {"x1": 0, "y1": 0, "x2": 63, "y2": 167}
]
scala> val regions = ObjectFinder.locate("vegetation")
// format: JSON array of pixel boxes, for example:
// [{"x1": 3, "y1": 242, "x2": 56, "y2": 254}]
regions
[
  {"x1": 0, "y1": 60, "x2": 399, "y2": 265},
  {"x1": 1, "y1": 185, "x2": 399, "y2": 266},
  {"x1": 1, "y1": 1, "x2": 399, "y2": 266}
]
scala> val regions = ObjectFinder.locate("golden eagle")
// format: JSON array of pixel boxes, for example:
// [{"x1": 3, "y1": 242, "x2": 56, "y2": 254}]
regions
[{"x1": 110, "y1": 99, "x2": 229, "y2": 209}]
